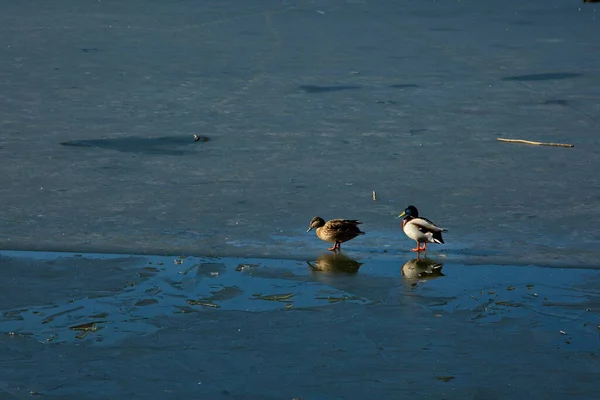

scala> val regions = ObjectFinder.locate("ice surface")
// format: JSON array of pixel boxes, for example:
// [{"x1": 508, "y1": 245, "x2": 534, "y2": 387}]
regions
[
  {"x1": 1, "y1": 0, "x2": 599, "y2": 265},
  {"x1": 1, "y1": 1, "x2": 600, "y2": 397}
]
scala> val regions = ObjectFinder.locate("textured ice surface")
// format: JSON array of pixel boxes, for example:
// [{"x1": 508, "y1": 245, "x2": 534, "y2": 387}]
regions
[{"x1": 1, "y1": 0, "x2": 599, "y2": 266}]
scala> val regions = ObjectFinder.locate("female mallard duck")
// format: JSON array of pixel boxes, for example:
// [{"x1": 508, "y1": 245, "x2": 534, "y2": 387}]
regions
[
  {"x1": 306, "y1": 217, "x2": 365, "y2": 252},
  {"x1": 398, "y1": 205, "x2": 447, "y2": 252}
]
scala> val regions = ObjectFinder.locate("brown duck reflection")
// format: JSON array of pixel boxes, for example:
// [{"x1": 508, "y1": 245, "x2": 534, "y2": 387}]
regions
[
  {"x1": 401, "y1": 257, "x2": 444, "y2": 280},
  {"x1": 307, "y1": 252, "x2": 363, "y2": 274}
]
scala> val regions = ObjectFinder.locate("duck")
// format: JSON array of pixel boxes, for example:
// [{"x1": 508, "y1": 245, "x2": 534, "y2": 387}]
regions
[
  {"x1": 398, "y1": 205, "x2": 447, "y2": 252},
  {"x1": 306, "y1": 217, "x2": 365, "y2": 252}
]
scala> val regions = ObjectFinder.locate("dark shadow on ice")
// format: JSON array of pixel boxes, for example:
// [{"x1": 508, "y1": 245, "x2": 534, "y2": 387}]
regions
[
  {"x1": 60, "y1": 135, "x2": 209, "y2": 155},
  {"x1": 375, "y1": 100, "x2": 398, "y2": 105},
  {"x1": 307, "y1": 252, "x2": 363, "y2": 274},
  {"x1": 543, "y1": 99, "x2": 569, "y2": 106},
  {"x1": 299, "y1": 85, "x2": 361, "y2": 94},
  {"x1": 401, "y1": 257, "x2": 445, "y2": 280},
  {"x1": 388, "y1": 83, "x2": 419, "y2": 89},
  {"x1": 501, "y1": 72, "x2": 582, "y2": 82}
]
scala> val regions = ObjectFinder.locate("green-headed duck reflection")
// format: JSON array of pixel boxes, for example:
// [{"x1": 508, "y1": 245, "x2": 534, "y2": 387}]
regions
[{"x1": 401, "y1": 257, "x2": 444, "y2": 280}]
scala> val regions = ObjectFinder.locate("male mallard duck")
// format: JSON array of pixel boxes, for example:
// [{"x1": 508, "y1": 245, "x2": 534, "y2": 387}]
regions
[
  {"x1": 398, "y1": 205, "x2": 447, "y2": 252},
  {"x1": 306, "y1": 217, "x2": 365, "y2": 252}
]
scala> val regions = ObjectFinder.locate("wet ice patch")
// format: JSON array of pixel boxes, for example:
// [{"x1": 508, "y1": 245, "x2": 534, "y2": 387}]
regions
[
  {"x1": 404, "y1": 264, "x2": 600, "y2": 353},
  {"x1": 0, "y1": 251, "x2": 371, "y2": 345},
  {"x1": 298, "y1": 84, "x2": 361, "y2": 94},
  {"x1": 501, "y1": 72, "x2": 582, "y2": 81},
  {"x1": 60, "y1": 135, "x2": 208, "y2": 155}
]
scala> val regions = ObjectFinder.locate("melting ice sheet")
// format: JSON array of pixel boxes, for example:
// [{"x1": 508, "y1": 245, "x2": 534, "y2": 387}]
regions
[
  {"x1": 0, "y1": 251, "x2": 372, "y2": 345},
  {"x1": 1, "y1": 250, "x2": 600, "y2": 399},
  {"x1": 1, "y1": 250, "x2": 599, "y2": 351}
]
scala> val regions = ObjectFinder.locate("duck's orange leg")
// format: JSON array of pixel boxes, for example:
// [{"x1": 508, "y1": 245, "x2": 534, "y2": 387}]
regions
[
  {"x1": 328, "y1": 242, "x2": 341, "y2": 252},
  {"x1": 411, "y1": 242, "x2": 427, "y2": 252}
]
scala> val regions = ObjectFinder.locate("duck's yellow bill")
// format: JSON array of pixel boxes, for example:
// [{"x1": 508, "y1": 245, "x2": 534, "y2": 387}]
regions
[{"x1": 398, "y1": 211, "x2": 406, "y2": 218}]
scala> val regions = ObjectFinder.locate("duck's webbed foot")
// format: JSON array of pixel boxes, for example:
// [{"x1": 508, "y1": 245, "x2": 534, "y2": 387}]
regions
[
  {"x1": 411, "y1": 242, "x2": 427, "y2": 252},
  {"x1": 328, "y1": 242, "x2": 341, "y2": 252}
]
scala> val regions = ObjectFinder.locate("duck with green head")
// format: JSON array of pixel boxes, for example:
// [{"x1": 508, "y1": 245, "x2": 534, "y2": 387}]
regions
[
  {"x1": 307, "y1": 217, "x2": 365, "y2": 252},
  {"x1": 398, "y1": 205, "x2": 447, "y2": 252}
]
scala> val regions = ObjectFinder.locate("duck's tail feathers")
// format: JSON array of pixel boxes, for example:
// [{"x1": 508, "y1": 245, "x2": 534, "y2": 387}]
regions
[{"x1": 432, "y1": 231, "x2": 445, "y2": 244}]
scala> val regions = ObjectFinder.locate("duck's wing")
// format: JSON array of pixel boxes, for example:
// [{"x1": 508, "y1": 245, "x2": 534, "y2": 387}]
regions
[
  {"x1": 410, "y1": 217, "x2": 446, "y2": 233},
  {"x1": 326, "y1": 219, "x2": 364, "y2": 233}
]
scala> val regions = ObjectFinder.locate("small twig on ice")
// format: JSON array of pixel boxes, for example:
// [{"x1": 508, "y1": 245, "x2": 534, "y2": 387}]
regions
[{"x1": 497, "y1": 137, "x2": 574, "y2": 148}]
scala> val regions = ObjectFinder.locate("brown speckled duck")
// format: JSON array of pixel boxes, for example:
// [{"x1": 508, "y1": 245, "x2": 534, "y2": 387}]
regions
[{"x1": 306, "y1": 217, "x2": 365, "y2": 252}]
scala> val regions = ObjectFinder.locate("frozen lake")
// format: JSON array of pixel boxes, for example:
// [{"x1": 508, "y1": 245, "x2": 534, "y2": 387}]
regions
[{"x1": 1, "y1": 0, "x2": 599, "y2": 398}]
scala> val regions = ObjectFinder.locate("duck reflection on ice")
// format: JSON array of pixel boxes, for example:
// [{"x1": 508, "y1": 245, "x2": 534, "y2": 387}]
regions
[
  {"x1": 307, "y1": 252, "x2": 363, "y2": 274},
  {"x1": 401, "y1": 257, "x2": 444, "y2": 280}
]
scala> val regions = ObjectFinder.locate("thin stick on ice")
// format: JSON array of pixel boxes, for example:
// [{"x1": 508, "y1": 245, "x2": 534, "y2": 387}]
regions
[{"x1": 497, "y1": 137, "x2": 574, "y2": 148}]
